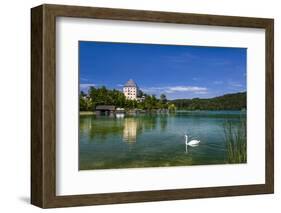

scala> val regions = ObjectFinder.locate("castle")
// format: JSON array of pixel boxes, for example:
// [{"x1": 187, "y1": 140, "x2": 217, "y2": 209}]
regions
[{"x1": 123, "y1": 79, "x2": 140, "y2": 100}]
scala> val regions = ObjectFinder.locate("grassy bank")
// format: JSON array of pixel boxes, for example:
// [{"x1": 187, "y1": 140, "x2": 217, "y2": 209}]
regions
[{"x1": 80, "y1": 111, "x2": 95, "y2": 115}]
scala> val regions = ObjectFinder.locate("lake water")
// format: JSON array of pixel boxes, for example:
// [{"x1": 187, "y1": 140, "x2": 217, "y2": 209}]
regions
[{"x1": 79, "y1": 111, "x2": 246, "y2": 170}]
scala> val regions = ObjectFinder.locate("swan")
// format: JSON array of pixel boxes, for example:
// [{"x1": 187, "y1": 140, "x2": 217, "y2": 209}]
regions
[{"x1": 184, "y1": 134, "x2": 200, "y2": 147}]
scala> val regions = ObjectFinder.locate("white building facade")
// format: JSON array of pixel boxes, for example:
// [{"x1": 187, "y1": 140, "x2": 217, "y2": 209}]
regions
[{"x1": 123, "y1": 79, "x2": 139, "y2": 100}]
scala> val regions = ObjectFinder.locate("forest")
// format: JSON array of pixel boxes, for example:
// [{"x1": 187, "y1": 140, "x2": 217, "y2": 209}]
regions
[
  {"x1": 171, "y1": 92, "x2": 246, "y2": 110},
  {"x1": 80, "y1": 86, "x2": 246, "y2": 111}
]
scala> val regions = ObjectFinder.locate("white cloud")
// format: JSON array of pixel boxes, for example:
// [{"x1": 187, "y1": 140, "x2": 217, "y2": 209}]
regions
[
  {"x1": 168, "y1": 86, "x2": 207, "y2": 92},
  {"x1": 140, "y1": 87, "x2": 163, "y2": 93},
  {"x1": 141, "y1": 85, "x2": 208, "y2": 94}
]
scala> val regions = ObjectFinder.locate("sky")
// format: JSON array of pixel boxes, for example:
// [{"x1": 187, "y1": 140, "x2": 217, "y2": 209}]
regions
[{"x1": 79, "y1": 41, "x2": 246, "y2": 100}]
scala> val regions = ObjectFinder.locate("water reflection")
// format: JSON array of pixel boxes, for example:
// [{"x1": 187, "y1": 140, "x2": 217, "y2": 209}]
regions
[
  {"x1": 79, "y1": 111, "x2": 246, "y2": 170},
  {"x1": 185, "y1": 143, "x2": 199, "y2": 153},
  {"x1": 159, "y1": 115, "x2": 168, "y2": 131},
  {"x1": 79, "y1": 115, "x2": 92, "y2": 133},
  {"x1": 123, "y1": 118, "x2": 138, "y2": 143},
  {"x1": 80, "y1": 115, "x2": 123, "y2": 142},
  {"x1": 79, "y1": 115, "x2": 164, "y2": 143}
]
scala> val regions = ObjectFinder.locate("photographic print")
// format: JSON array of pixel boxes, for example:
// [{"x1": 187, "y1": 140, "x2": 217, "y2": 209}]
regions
[
  {"x1": 31, "y1": 5, "x2": 274, "y2": 207},
  {"x1": 79, "y1": 41, "x2": 247, "y2": 170}
]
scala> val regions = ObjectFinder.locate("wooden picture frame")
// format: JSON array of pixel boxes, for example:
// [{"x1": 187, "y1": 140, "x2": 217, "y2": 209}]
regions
[{"x1": 31, "y1": 4, "x2": 274, "y2": 208}]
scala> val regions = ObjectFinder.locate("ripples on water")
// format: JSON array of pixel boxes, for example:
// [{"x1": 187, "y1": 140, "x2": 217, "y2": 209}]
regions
[{"x1": 79, "y1": 110, "x2": 246, "y2": 170}]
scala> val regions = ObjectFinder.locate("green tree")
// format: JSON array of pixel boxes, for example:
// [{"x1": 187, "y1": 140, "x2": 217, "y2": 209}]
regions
[
  {"x1": 160, "y1": 94, "x2": 167, "y2": 104},
  {"x1": 168, "y1": 103, "x2": 176, "y2": 112}
]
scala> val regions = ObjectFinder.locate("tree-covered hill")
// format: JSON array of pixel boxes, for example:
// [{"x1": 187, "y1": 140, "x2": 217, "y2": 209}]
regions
[
  {"x1": 80, "y1": 86, "x2": 246, "y2": 111},
  {"x1": 170, "y1": 92, "x2": 246, "y2": 110}
]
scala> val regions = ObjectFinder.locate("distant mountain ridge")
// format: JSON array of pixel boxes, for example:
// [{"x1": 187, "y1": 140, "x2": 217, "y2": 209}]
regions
[{"x1": 170, "y1": 92, "x2": 246, "y2": 110}]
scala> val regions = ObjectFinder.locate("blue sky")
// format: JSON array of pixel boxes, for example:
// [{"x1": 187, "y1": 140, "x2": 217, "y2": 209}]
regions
[{"x1": 79, "y1": 41, "x2": 246, "y2": 100}]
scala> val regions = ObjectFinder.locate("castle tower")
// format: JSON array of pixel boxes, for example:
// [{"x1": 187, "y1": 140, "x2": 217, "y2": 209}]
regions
[{"x1": 123, "y1": 79, "x2": 139, "y2": 100}]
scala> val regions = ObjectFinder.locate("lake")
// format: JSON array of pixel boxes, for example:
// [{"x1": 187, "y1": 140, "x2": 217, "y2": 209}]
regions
[{"x1": 79, "y1": 110, "x2": 246, "y2": 170}]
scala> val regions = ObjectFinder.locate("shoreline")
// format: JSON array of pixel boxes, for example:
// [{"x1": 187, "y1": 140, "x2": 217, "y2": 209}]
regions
[
  {"x1": 80, "y1": 111, "x2": 95, "y2": 115},
  {"x1": 79, "y1": 109, "x2": 246, "y2": 116}
]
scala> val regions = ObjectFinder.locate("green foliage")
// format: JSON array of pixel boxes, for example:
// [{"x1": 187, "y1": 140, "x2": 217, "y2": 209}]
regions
[
  {"x1": 79, "y1": 93, "x2": 93, "y2": 111},
  {"x1": 168, "y1": 103, "x2": 176, "y2": 112},
  {"x1": 223, "y1": 119, "x2": 247, "y2": 163},
  {"x1": 86, "y1": 86, "x2": 126, "y2": 109},
  {"x1": 79, "y1": 86, "x2": 174, "y2": 111},
  {"x1": 171, "y1": 92, "x2": 246, "y2": 110},
  {"x1": 80, "y1": 86, "x2": 245, "y2": 112}
]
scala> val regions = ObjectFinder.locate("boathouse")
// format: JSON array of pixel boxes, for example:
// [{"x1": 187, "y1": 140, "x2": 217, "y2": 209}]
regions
[{"x1": 95, "y1": 105, "x2": 116, "y2": 116}]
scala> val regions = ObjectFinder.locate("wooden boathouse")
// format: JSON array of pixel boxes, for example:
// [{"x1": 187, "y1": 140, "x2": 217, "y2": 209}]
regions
[{"x1": 95, "y1": 105, "x2": 116, "y2": 116}]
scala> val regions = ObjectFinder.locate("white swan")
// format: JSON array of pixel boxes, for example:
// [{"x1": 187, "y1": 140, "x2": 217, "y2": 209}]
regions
[{"x1": 184, "y1": 134, "x2": 200, "y2": 147}]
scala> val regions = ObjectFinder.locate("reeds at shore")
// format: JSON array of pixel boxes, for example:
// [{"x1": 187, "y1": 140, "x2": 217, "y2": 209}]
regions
[{"x1": 223, "y1": 119, "x2": 247, "y2": 163}]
